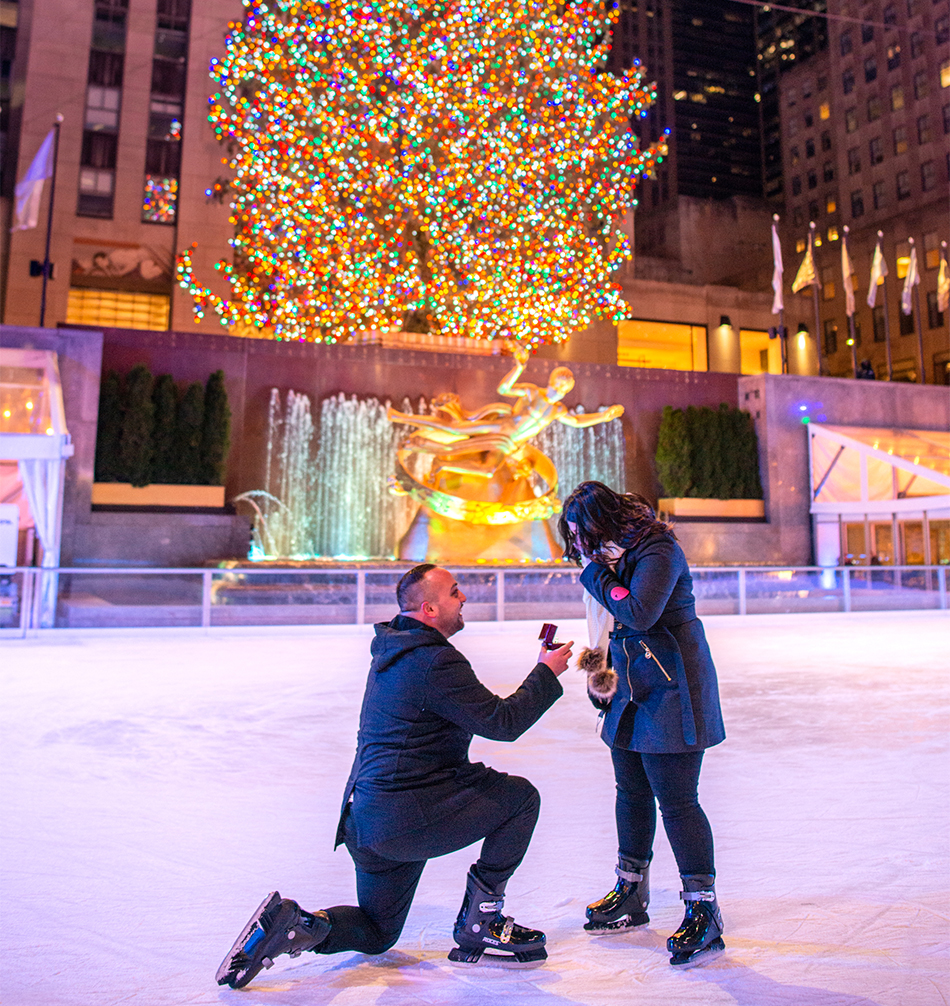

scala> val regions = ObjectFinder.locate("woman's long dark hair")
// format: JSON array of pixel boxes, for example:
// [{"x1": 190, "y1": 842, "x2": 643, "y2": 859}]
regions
[{"x1": 558, "y1": 481, "x2": 674, "y2": 564}]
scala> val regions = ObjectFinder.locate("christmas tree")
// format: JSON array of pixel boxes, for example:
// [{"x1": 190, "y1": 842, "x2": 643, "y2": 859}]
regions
[{"x1": 178, "y1": 0, "x2": 665, "y2": 346}]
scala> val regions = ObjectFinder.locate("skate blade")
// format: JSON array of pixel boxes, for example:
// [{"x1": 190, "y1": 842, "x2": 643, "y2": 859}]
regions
[
  {"x1": 448, "y1": 946, "x2": 547, "y2": 969},
  {"x1": 670, "y1": 936, "x2": 725, "y2": 969},
  {"x1": 215, "y1": 891, "x2": 281, "y2": 987},
  {"x1": 584, "y1": 915, "x2": 649, "y2": 935}
]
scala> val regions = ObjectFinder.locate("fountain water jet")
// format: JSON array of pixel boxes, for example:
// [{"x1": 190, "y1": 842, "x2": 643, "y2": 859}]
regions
[{"x1": 237, "y1": 390, "x2": 625, "y2": 561}]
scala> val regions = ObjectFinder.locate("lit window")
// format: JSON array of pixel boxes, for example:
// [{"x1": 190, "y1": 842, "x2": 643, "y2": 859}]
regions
[
  {"x1": 796, "y1": 238, "x2": 807, "y2": 253},
  {"x1": 826, "y1": 194, "x2": 837, "y2": 213},
  {"x1": 896, "y1": 247, "x2": 910, "y2": 279},
  {"x1": 891, "y1": 84, "x2": 905, "y2": 110},
  {"x1": 617, "y1": 321, "x2": 708, "y2": 372},
  {"x1": 941, "y1": 60, "x2": 950, "y2": 89},
  {"x1": 819, "y1": 101, "x2": 830, "y2": 119},
  {"x1": 142, "y1": 175, "x2": 178, "y2": 223},
  {"x1": 893, "y1": 126, "x2": 908, "y2": 154},
  {"x1": 924, "y1": 232, "x2": 940, "y2": 269},
  {"x1": 85, "y1": 85, "x2": 121, "y2": 130},
  {"x1": 827, "y1": 225, "x2": 839, "y2": 241},
  {"x1": 66, "y1": 289, "x2": 171, "y2": 332},
  {"x1": 79, "y1": 168, "x2": 114, "y2": 195}
]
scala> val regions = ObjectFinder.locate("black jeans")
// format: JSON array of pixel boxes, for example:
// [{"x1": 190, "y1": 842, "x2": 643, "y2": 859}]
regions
[
  {"x1": 316, "y1": 774, "x2": 540, "y2": 956},
  {"x1": 611, "y1": 747, "x2": 715, "y2": 877}
]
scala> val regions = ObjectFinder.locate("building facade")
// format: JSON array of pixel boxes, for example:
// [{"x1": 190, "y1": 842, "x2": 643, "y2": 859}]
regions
[
  {"x1": 775, "y1": 0, "x2": 950, "y2": 384},
  {"x1": 1, "y1": 0, "x2": 241, "y2": 333}
]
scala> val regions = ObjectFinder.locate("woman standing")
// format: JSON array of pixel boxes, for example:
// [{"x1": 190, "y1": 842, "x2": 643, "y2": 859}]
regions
[{"x1": 558, "y1": 482, "x2": 726, "y2": 968}]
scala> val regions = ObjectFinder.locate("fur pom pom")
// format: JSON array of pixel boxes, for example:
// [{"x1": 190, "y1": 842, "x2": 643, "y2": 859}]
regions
[{"x1": 579, "y1": 646, "x2": 618, "y2": 702}]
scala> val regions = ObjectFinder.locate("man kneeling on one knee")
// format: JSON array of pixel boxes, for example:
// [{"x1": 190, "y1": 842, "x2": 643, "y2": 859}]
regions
[{"x1": 217, "y1": 562, "x2": 573, "y2": 988}]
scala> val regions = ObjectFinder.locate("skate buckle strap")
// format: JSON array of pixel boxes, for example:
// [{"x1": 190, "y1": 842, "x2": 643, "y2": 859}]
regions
[
  {"x1": 478, "y1": 900, "x2": 503, "y2": 914},
  {"x1": 616, "y1": 867, "x2": 643, "y2": 883},
  {"x1": 680, "y1": 890, "x2": 716, "y2": 902},
  {"x1": 500, "y1": 916, "x2": 514, "y2": 944}
]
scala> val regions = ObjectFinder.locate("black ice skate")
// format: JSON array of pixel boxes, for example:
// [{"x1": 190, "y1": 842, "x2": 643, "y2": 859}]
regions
[
  {"x1": 667, "y1": 874, "x2": 725, "y2": 968},
  {"x1": 448, "y1": 868, "x2": 547, "y2": 968},
  {"x1": 584, "y1": 855, "x2": 651, "y2": 934},
  {"x1": 215, "y1": 891, "x2": 331, "y2": 989}
]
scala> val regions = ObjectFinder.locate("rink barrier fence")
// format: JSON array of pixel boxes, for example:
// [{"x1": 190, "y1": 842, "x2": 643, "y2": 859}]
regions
[{"x1": 0, "y1": 563, "x2": 947, "y2": 637}]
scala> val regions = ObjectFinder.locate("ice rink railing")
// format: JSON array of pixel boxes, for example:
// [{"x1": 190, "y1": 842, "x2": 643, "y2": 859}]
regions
[{"x1": 1, "y1": 563, "x2": 947, "y2": 636}]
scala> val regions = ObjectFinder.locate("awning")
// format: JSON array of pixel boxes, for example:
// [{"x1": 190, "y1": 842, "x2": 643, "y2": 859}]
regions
[{"x1": 808, "y1": 424, "x2": 950, "y2": 518}]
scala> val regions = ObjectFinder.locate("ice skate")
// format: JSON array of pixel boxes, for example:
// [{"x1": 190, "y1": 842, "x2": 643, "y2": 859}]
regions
[
  {"x1": 584, "y1": 855, "x2": 650, "y2": 934},
  {"x1": 667, "y1": 874, "x2": 725, "y2": 968},
  {"x1": 215, "y1": 891, "x2": 331, "y2": 989},
  {"x1": 447, "y1": 868, "x2": 547, "y2": 968}
]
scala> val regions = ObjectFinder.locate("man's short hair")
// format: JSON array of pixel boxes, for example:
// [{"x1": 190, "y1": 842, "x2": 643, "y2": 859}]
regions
[{"x1": 397, "y1": 563, "x2": 437, "y2": 612}]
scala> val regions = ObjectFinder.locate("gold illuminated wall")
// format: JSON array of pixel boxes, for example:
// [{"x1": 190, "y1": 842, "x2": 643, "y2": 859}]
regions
[
  {"x1": 739, "y1": 329, "x2": 783, "y2": 375},
  {"x1": 618, "y1": 321, "x2": 782, "y2": 375},
  {"x1": 617, "y1": 320, "x2": 708, "y2": 371},
  {"x1": 66, "y1": 290, "x2": 171, "y2": 331}
]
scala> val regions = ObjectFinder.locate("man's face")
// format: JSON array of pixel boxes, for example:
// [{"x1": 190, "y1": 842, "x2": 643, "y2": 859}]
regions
[{"x1": 423, "y1": 567, "x2": 466, "y2": 637}]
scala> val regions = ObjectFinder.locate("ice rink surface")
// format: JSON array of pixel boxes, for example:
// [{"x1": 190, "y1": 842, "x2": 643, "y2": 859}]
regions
[{"x1": 2, "y1": 610, "x2": 948, "y2": 1006}]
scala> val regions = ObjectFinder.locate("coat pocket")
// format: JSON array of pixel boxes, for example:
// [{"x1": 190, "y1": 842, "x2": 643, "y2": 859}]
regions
[{"x1": 615, "y1": 632, "x2": 681, "y2": 702}]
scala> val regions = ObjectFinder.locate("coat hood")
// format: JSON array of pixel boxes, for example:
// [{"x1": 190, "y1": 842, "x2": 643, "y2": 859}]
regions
[{"x1": 370, "y1": 614, "x2": 450, "y2": 673}]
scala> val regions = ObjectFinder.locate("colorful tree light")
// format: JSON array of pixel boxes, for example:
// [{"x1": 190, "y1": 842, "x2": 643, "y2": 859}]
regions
[{"x1": 177, "y1": 0, "x2": 666, "y2": 345}]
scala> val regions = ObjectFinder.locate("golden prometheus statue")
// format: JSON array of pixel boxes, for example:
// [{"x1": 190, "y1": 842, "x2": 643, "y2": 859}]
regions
[{"x1": 388, "y1": 346, "x2": 623, "y2": 562}]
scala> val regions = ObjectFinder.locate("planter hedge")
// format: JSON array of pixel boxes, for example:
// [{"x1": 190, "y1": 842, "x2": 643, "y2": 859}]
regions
[
  {"x1": 94, "y1": 365, "x2": 231, "y2": 487},
  {"x1": 655, "y1": 403, "x2": 762, "y2": 500}
]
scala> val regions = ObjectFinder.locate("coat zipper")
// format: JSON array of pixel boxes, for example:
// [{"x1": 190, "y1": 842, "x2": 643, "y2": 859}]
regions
[
  {"x1": 639, "y1": 639, "x2": 672, "y2": 681},
  {"x1": 622, "y1": 638, "x2": 633, "y2": 695}
]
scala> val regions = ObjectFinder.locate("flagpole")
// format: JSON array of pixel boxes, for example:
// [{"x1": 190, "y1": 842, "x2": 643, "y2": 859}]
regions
[
  {"x1": 878, "y1": 232, "x2": 894, "y2": 381},
  {"x1": 810, "y1": 224, "x2": 824, "y2": 376},
  {"x1": 909, "y1": 238, "x2": 925, "y2": 384},
  {"x1": 943, "y1": 242, "x2": 950, "y2": 385},
  {"x1": 38, "y1": 114, "x2": 63, "y2": 328},
  {"x1": 772, "y1": 214, "x2": 788, "y2": 374},
  {"x1": 843, "y1": 226, "x2": 857, "y2": 378}
]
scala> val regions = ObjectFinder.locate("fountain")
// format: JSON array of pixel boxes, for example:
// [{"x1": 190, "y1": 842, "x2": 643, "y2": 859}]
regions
[{"x1": 236, "y1": 383, "x2": 625, "y2": 562}]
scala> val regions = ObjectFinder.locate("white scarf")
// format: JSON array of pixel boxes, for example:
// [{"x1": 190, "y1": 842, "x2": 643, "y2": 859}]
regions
[{"x1": 582, "y1": 541, "x2": 625, "y2": 653}]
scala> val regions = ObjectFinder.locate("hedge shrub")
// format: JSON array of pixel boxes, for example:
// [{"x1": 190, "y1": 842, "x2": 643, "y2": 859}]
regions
[
  {"x1": 94, "y1": 365, "x2": 231, "y2": 486},
  {"x1": 655, "y1": 402, "x2": 762, "y2": 499}
]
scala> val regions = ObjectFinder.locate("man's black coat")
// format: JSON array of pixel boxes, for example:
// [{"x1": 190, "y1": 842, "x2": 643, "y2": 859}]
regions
[{"x1": 338, "y1": 614, "x2": 563, "y2": 849}]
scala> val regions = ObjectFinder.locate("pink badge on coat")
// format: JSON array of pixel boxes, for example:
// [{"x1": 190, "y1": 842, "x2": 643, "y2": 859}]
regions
[{"x1": 610, "y1": 586, "x2": 630, "y2": 601}]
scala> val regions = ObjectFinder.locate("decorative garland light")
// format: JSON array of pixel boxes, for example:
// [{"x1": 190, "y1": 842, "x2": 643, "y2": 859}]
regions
[{"x1": 178, "y1": 0, "x2": 666, "y2": 346}]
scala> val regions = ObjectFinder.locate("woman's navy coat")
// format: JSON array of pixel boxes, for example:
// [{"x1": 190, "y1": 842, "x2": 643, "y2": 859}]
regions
[{"x1": 579, "y1": 532, "x2": 725, "y2": 754}]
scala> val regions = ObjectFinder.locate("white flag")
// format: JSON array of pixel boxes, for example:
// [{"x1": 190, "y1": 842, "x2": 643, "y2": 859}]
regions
[
  {"x1": 791, "y1": 233, "x2": 817, "y2": 293},
  {"x1": 841, "y1": 236, "x2": 856, "y2": 317},
  {"x1": 11, "y1": 129, "x2": 56, "y2": 232},
  {"x1": 771, "y1": 223, "x2": 784, "y2": 313},
  {"x1": 867, "y1": 240, "x2": 888, "y2": 309},
  {"x1": 901, "y1": 245, "x2": 919, "y2": 316},
  {"x1": 938, "y1": 249, "x2": 949, "y2": 314}
]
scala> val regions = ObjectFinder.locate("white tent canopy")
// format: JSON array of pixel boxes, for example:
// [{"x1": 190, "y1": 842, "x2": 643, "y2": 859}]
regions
[
  {"x1": 808, "y1": 424, "x2": 950, "y2": 567},
  {"x1": 809, "y1": 424, "x2": 950, "y2": 516},
  {"x1": 0, "y1": 348, "x2": 74, "y2": 625}
]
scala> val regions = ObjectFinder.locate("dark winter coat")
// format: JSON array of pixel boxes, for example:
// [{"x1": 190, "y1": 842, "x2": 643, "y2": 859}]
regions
[
  {"x1": 579, "y1": 532, "x2": 725, "y2": 754},
  {"x1": 338, "y1": 614, "x2": 563, "y2": 849}
]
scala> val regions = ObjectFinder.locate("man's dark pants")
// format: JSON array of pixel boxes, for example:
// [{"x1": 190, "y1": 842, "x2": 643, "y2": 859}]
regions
[{"x1": 317, "y1": 775, "x2": 540, "y2": 956}]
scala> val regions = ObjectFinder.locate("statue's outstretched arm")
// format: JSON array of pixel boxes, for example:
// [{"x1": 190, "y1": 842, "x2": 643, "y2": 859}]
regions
[
  {"x1": 558, "y1": 404, "x2": 624, "y2": 428},
  {"x1": 496, "y1": 345, "x2": 532, "y2": 398}
]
